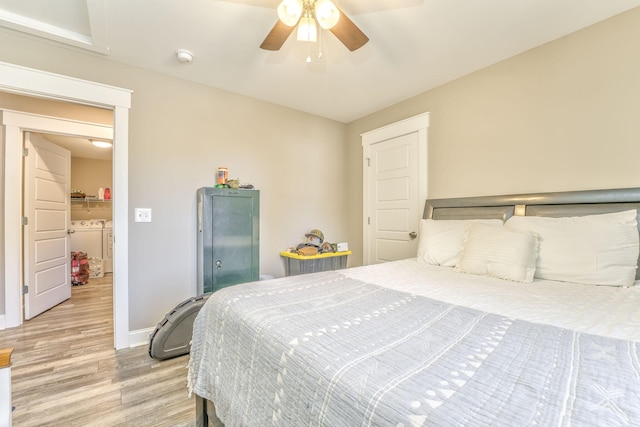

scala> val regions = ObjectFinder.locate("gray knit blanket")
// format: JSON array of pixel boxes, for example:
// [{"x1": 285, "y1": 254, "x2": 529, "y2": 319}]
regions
[{"x1": 188, "y1": 271, "x2": 640, "y2": 426}]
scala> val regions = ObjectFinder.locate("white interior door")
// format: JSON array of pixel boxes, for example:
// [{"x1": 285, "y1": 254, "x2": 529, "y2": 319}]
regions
[
  {"x1": 367, "y1": 134, "x2": 421, "y2": 263},
  {"x1": 1, "y1": 62, "x2": 130, "y2": 348},
  {"x1": 23, "y1": 132, "x2": 72, "y2": 319},
  {"x1": 362, "y1": 113, "x2": 429, "y2": 265}
]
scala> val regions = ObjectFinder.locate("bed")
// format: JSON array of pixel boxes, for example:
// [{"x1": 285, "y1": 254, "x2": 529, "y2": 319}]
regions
[{"x1": 188, "y1": 187, "x2": 640, "y2": 426}]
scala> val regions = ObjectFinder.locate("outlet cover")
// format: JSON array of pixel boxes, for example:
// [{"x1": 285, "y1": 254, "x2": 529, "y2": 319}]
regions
[{"x1": 135, "y1": 208, "x2": 152, "y2": 222}]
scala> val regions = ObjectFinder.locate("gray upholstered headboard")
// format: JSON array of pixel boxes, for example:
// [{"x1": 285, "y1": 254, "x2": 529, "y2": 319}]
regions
[{"x1": 423, "y1": 187, "x2": 640, "y2": 279}]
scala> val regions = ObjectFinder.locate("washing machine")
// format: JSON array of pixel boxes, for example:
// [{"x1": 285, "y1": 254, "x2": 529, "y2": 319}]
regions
[
  {"x1": 103, "y1": 220, "x2": 113, "y2": 273},
  {"x1": 69, "y1": 219, "x2": 104, "y2": 259}
]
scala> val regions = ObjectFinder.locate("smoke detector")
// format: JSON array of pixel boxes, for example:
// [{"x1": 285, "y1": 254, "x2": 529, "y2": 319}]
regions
[{"x1": 176, "y1": 49, "x2": 194, "y2": 64}]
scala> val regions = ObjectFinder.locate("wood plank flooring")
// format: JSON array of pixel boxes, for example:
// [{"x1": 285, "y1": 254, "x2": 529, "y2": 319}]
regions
[{"x1": 0, "y1": 275, "x2": 195, "y2": 426}]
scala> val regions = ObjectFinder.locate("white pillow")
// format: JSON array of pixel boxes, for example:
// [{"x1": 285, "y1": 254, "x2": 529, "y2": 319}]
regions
[
  {"x1": 417, "y1": 218, "x2": 503, "y2": 267},
  {"x1": 505, "y1": 210, "x2": 639, "y2": 286},
  {"x1": 455, "y1": 223, "x2": 539, "y2": 283}
]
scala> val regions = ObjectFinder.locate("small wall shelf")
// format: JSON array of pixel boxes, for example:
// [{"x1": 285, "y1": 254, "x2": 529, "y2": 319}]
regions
[
  {"x1": 71, "y1": 198, "x2": 112, "y2": 214},
  {"x1": 71, "y1": 198, "x2": 111, "y2": 203}
]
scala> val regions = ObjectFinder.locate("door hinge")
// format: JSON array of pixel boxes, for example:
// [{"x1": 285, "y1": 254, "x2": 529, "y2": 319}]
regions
[
  {"x1": 23, "y1": 147, "x2": 29, "y2": 156},
  {"x1": 368, "y1": 217, "x2": 371, "y2": 225},
  {"x1": 366, "y1": 157, "x2": 370, "y2": 167},
  {"x1": 23, "y1": 285, "x2": 28, "y2": 294},
  {"x1": 22, "y1": 216, "x2": 28, "y2": 225}
]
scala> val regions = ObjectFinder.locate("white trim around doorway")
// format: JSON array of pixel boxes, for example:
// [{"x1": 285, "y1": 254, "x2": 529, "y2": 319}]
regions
[
  {"x1": 0, "y1": 61, "x2": 131, "y2": 349},
  {"x1": 361, "y1": 112, "x2": 430, "y2": 265}
]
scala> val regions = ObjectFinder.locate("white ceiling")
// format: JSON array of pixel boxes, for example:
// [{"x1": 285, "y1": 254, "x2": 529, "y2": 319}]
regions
[
  {"x1": 1, "y1": 0, "x2": 640, "y2": 123},
  {"x1": 38, "y1": 133, "x2": 112, "y2": 160}
]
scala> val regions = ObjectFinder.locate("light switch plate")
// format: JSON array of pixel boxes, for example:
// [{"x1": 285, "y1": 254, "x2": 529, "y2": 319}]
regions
[{"x1": 135, "y1": 208, "x2": 152, "y2": 222}]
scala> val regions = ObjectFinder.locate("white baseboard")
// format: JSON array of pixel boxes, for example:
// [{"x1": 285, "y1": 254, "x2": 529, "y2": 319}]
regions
[{"x1": 129, "y1": 327, "x2": 154, "y2": 348}]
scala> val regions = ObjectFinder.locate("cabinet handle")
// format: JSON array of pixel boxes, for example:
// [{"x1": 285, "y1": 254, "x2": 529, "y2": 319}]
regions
[
  {"x1": 197, "y1": 193, "x2": 203, "y2": 233},
  {"x1": 216, "y1": 260, "x2": 222, "y2": 270},
  {"x1": 409, "y1": 231, "x2": 417, "y2": 240}
]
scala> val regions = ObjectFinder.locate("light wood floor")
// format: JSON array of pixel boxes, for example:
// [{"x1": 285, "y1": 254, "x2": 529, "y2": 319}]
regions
[{"x1": 0, "y1": 275, "x2": 195, "y2": 427}]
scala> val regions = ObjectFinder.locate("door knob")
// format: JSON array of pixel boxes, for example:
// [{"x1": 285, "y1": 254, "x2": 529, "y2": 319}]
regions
[
  {"x1": 409, "y1": 231, "x2": 417, "y2": 240},
  {"x1": 216, "y1": 260, "x2": 222, "y2": 270}
]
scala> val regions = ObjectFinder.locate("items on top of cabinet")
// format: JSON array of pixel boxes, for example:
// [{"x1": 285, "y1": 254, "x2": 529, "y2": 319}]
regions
[
  {"x1": 213, "y1": 166, "x2": 254, "y2": 189},
  {"x1": 104, "y1": 188, "x2": 111, "y2": 200},
  {"x1": 216, "y1": 167, "x2": 228, "y2": 185}
]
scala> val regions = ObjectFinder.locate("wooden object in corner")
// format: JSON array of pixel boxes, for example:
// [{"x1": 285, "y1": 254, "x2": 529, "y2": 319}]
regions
[{"x1": 0, "y1": 348, "x2": 13, "y2": 368}]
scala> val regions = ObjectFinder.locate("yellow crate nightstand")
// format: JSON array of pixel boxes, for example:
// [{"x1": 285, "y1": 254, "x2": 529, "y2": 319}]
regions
[{"x1": 280, "y1": 250, "x2": 352, "y2": 276}]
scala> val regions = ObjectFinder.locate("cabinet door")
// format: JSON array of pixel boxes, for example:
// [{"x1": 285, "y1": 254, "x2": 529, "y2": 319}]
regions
[
  {"x1": 210, "y1": 193, "x2": 257, "y2": 290},
  {"x1": 198, "y1": 188, "x2": 259, "y2": 294}
]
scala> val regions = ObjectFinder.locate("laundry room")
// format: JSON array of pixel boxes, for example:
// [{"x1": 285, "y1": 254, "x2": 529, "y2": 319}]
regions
[
  {"x1": 67, "y1": 139, "x2": 114, "y2": 281},
  {"x1": 1, "y1": 91, "x2": 115, "y2": 287},
  {"x1": 29, "y1": 129, "x2": 114, "y2": 284}
]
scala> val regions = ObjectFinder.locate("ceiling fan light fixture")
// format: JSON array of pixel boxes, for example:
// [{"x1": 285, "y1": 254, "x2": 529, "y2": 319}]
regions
[
  {"x1": 261, "y1": 0, "x2": 367, "y2": 53},
  {"x1": 277, "y1": 0, "x2": 303, "y2": 26},
  {"x1": 91, "y1": 139, "x2": 113, "y2": 149},
  {"x1": 297, "y1": 15, "x2": 317, "y2": 42},
  {"x1": 315, "y1": 0, "x2": 340, "y2": 30}
]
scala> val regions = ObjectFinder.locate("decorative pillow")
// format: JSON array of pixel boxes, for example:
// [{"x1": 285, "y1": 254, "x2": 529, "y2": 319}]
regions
[
  {"x1": 417, "y1": 218, "x2": 503, "y2": 267},
  {"x1": 455, "y1": 223, "x2": 539, "y2": 283},
  {"x1": 505, "y1": 210, "x2": 639, "y2": 286}
]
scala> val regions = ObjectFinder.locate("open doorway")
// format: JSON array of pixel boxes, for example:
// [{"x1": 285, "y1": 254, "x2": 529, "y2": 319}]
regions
[
  {"x1": 5, "y1": 114, "x2": 112, "y2": 320},
  {"x1": 42, "y1": 132, "x2": 114, "y2": 278},
  {"x1": 0, "y1": 61, "x2": 131, "y2": 349},
  {"x1": 22, "y1": 131, "x2": 114, "y2": 320}
]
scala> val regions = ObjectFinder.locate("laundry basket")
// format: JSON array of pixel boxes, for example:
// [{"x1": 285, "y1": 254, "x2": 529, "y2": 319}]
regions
[{"x1": 89, "y1": 257, "x2": 104, "y2": 278}]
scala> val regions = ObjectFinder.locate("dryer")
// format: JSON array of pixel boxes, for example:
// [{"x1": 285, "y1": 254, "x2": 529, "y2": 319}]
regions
[
  {"x1": 69, "y1": 219, "x2": 103, "y2": 259},
  {"x1": 103, "y1": 220, "x2": 113, "y2": 273}
]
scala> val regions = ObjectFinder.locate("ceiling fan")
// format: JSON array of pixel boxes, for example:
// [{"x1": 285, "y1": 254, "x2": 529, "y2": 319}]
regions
[{"x1": 260, "y1": 0, "x2": 369, "y2": 52}]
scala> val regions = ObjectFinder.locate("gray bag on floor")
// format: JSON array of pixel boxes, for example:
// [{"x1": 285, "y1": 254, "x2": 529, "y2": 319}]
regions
[{"x1": 148, "y1": 293, "x2": 211, "y2": 360}]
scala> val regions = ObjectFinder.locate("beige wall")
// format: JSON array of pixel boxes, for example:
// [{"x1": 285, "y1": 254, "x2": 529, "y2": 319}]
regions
[
  {"x1": 0, "y1": 31, "x2": 348, "y2": 330},
  {"x1": 0, "y1": 92, "x2": 113, "y2": 124},
  {"x1": 71, "y1": 157, "x2": 113, "y2": 221},
  {"x1": 345, "y1": 7, "x2": 640, "y2": 266}
]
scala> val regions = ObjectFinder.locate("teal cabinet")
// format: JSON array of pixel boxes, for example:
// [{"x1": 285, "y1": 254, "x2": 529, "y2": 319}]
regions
[{"x1": 197, "y1": 187, "x2": 259, "y2": 294}]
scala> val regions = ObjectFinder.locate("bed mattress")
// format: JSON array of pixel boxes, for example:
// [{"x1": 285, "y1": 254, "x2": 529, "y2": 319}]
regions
[{"x1": 188, "y1": 261, "x2": 640, "y2": 426}]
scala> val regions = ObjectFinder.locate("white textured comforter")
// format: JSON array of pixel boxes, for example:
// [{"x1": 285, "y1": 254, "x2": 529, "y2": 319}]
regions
[
  {"x1": 342, "y1": 259, "x2": 640, "y2": 342},
  {"x1": 188, "y1": 260, "x2": 640, "y2": 426}
]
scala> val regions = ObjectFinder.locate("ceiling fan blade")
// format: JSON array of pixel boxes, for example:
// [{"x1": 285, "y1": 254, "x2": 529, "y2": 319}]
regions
[
  {"x1": 330, "y1": 7, "x2": 369, "y2": 51},
  {"x1": 260, "y1": 20, "x2": 296, "y2": 51}
]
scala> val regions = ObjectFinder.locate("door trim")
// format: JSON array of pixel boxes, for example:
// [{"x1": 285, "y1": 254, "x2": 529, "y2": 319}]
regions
[
  {"x1": 361, "y1": 112, "x2": 430, "y2": 265},
  {"x1": 0, "y1": 61, "x2": 131, "y2": 349}
]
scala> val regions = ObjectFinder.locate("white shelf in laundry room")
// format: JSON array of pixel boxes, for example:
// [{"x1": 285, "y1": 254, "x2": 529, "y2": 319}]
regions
[
  {"x1": 71, "y1": 198, "x2": 112, "y2": 213},
  {"x1": 71, "y1": 198, "x2": 111, "y2": 202}
]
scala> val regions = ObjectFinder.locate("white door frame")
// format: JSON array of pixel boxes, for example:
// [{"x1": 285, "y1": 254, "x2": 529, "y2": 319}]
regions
[
  {"x1": 0, "y1": 61, "x2": 132, "y2": 349},
  {"x1": 361, "y1": 112, "x2": 430, "y2": 265}
]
